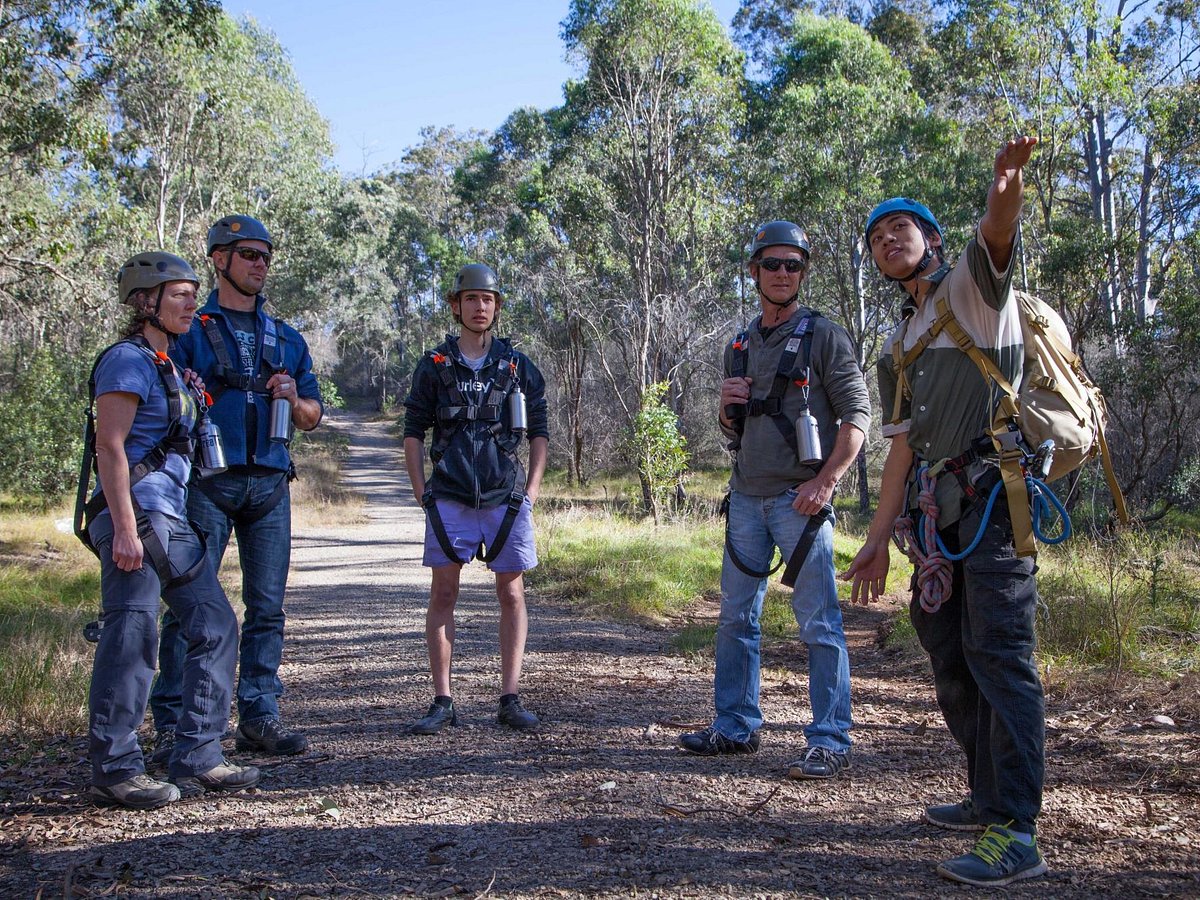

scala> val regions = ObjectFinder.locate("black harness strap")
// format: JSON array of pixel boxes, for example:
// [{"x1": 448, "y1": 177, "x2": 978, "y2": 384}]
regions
[
  {"x1": 190, "y1": 469, "x2": 291, "y2": 525},
  {"x1": 727, "y1": 314, "x2": 819, "y2": 454},
  {"x1": 477, "y1": 491, "x2": 525, "y2": 563},
  {"x1": 780, "y1": 504, "x2": 834, "y2": 589},
  {"x1": 423, "y1": 490, "x2": 469, "y2": 565},
  {"x1": 720, "y1": 492, "x2": 783, "y2": 578},
  {"x1": 199, "y1": 312, "x2": 280, "y2": 401}
]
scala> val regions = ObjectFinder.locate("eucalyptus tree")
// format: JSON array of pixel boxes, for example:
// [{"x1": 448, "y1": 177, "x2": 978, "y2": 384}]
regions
[{"x1": 557, "y1": 0, "x2": 746, "y2": 496}]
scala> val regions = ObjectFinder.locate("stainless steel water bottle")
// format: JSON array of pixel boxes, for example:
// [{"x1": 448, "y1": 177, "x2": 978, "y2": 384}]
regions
[
  {"x1": 508, "y1": 385, "x2": 528, "y2": 432},
  {"x1": 270, "y1": 397, "x2": 292, "y2": 444},
  {"x1": 197, "y1": 416, "x2": 228, "y2": 474},
  {"x1": 795, "y1": 408, "x2": 823, "y2": 467}
]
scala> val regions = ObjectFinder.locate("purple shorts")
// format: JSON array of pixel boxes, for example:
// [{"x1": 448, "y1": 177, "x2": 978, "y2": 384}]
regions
[{"x1": 423, "y1": 496, "x2": 538, "y2": 572}]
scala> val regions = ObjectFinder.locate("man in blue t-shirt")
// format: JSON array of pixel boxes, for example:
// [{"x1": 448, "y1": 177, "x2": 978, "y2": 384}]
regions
[{"x1": 149, "y1": 215, "x2": 324, "y2": 762}]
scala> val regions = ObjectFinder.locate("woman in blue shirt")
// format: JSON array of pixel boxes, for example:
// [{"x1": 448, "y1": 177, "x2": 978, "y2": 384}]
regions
[{"x1": 86, "y1": 252, "x2": 259, "y2": 809}]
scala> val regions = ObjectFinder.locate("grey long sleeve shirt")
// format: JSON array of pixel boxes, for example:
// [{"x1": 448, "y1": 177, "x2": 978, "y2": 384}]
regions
[{"x1": 721, "y1": 307, "x2": 871, "y2": 497}]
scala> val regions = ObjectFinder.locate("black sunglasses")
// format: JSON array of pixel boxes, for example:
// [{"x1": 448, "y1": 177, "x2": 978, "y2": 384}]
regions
[
  {"x1": 758, "y1": 257, "x2": 804, "y2": 273},
  {"x1": 233, "y1": 247, "x2": 272, "y2": 267}
]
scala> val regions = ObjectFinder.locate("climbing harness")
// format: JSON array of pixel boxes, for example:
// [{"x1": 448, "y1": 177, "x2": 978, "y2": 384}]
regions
[
  {"x1": 726, "y1": 313, "x2": 821, "y2": 460},
  {"x1": 74, "y1": 337, "x2": 208, "y2": 592},
  {"x1": 892, "y1": 452, "x2": 1072, "y2": 613},
  {"x1": 423, "y1": 342, "x2": 529, "y2": 564}
]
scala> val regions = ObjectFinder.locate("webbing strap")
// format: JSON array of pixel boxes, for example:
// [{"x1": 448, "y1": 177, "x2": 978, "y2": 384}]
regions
[
  {"x1": 477, "y1": 491, "x2": 525, "y2": 563},
  {"x1": 720, "y1": 493, "x2": 782, "y2": 579},
  {"x1": 728, "y1": 315, "x2": 818, "y2": 450},
  {"x1": 200, "y1": 314, "x2": 277, "y2": 396},
  {"x1": 780, "y1": 504, "x2": 833, "y2": 589},
  {"x1": 191, "y1": 473, "x2": 289, "y2": 525},
  {"x1": 422, "y1": 491, "x2": 469, "y2": 566}
]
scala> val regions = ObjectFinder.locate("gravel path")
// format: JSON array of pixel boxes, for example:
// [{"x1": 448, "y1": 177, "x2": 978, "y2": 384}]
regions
[{"x1": 1, "y1": 411, "x2": 1198, "y2": 897}]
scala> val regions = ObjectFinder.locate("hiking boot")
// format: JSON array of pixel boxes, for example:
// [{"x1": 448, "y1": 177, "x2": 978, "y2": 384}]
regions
[
  {"x1": 677, "y1": 725, "x2": 760, "y2": 756},
  {"x1": 411, "y1": 699, "x2": 458, "y2": 735},
  {"x1": 172, "y1": 759, "x2": 261, "y2": 800},
  {"x1": 497, "y1": 696, "x2": 540, "y2": 731},
  {"x1": 235, "y1": 716, "x2": 309, "y2": 755},
  {"x1": 937, "y1": 823, "x2": 1048, "y2": 887},
  {"x1": 787, "y1": 745, "x2": 851, "y2": 779},
  {"x1": 926, "y1": 796, "x2": 984, "y2": 831},
  {"x1": 89, "y1": 773, "x2": 180, "y2": 810},
  {"x1": 148, "y1": 729, "x2": 176, "y2": 772}
]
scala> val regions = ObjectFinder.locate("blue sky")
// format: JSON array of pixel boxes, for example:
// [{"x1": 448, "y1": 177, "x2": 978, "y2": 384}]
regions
[{"x1": 222, "y1": 1, "x2": 743, "y2": 175}]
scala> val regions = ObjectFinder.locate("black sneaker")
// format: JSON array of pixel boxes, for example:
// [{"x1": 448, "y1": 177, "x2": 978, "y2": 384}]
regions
[
  {"x1": 926, "y1": 796, "x2": 984, "y2": 831},
  {"x1": 677, "y1": 725, "x2": 761, "y2": 756},
  {"x1": 411, "y1": 700, "x2": 458, "y2": 735},
  {"x1": 148, "y1": 729, "x2": 176, "y2": 772},
  {"x1": 89, "y1": 774, "x2": 180, "y2": 810},
  {"x1": 235, "y1": 717, "x2": 309, "y2": 755},
  {"x1": 787, "y1": 745, "x2": 851, "y2": 779},
  {"x1": 497, "y1": 697, "x2": 539, "y2": 731},
  {"x1": 172, "y1": 759, "x2": 261, "y2": 799}
]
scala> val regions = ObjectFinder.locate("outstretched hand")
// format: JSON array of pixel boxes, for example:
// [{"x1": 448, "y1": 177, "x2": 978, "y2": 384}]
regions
[{"x1": 994, "y1": 135, "x2": 1038, "y2": 194}]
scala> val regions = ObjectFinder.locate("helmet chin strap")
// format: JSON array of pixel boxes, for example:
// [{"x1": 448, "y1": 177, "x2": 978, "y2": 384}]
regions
[
  {"x1": 891, "y1": 247, "x2": 938, "y2": 285},
  {"x1": 218, "y1": 247, "x2": 258, "y2": 297},
  {"x1": 755, "y1": 279, "x2": 798, "y2": 309},
  {"x1": 141, "y1": 285, "x2": 187, "y2": 345}
]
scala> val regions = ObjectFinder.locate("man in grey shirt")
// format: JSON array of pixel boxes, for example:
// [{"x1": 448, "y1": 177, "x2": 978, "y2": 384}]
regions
[{"x1": 678, "y1": 221, "x2": 871, "y2": 779}]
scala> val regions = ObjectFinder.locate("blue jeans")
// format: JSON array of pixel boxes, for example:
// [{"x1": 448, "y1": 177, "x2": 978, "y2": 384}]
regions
[
  {"x1": 151, "y1": 470, "x2": 291, "y2": 727},
  {"x1": 911, "y1": 486, "x2": 1043, "y2": 834},
  {"x1": 714, "y1": 488, "x2": 852, "y2": 750},
  {"x1": 88, "y1": 512, "x2": 237, "y2": 783}
]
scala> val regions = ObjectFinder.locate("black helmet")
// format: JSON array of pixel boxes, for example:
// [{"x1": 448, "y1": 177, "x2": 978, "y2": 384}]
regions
[
  {"x1": 749, "y1": 221, "x2": 810, "y2": 259},
  {"x1": 451, "y1": 263, "x2": 501, "y2": 299},
  {"x1": 117, "y1": 252, "x2": 199, "y2": 303},
  {"x1": 207, "y1": 215, "x2": 273, "y2": 255}
]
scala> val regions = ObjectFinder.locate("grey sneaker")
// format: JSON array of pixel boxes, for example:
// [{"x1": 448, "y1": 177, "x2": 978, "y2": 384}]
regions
[
  {"x1": 172, "y1": 759, "x2": 261, "y2": 799},
  {"x1": 926, "y1": 796, "x2": 984, "y2": 831},
  {"x1": 937, "y1": 823, "x2": 1048, "y2": 887},
  {"x1": 787, "y1": 745, "x2": 851, "y2": 780},
  {"x1": 89, "y1": 773, "x2": 180, "y2": 810},
  {"x1": 148, "y1": 729, "x2": 176, "y2": 772},
  {"x1": 235, "y1": 716, "x2": 309, "y2": 755}
]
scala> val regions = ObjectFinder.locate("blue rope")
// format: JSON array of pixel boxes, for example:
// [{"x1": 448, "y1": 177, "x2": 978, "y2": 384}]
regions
[
  {"x1": 927, "y1": 474, "x2": 1072, "y2": 561},
  {"x1": 1030, "y1": 475, "x2": 1072, "y2": 544}
]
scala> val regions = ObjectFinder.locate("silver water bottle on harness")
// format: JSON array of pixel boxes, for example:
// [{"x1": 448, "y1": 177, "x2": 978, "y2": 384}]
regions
[
  {"x1": 795, "y1": 407, "x2": 823, "y2": 467},
  {"x1": 793, "y1": 364, "x2": 823, "y2": 467},
  {"x1": 507, "y1": 361, "x2": 528, "y2": 433},
  {"x1": 193, "y1": 387, "x2": 228, "y2": 476},
  {"x1": 269, "y1": 366, "x2": 293, "y2": 444}
]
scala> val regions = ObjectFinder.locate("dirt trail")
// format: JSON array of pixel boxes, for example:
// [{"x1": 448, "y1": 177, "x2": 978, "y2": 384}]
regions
[{"x1": 1, "y1": 411, "x2": 1197, "y2": 897}]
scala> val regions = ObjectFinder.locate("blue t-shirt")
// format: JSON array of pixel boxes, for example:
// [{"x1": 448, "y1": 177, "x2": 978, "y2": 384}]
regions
[{"x1": 93, "y1": 341, "x2": 197, "y2": 519}]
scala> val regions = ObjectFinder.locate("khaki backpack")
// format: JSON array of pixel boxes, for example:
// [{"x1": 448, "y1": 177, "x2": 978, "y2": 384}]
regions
[{"x1": 891, "y1": 290, "x2": 1129, "y2": 556}]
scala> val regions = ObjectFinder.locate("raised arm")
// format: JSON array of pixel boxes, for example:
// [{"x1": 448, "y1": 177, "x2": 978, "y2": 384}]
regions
[{"x1": 979, "y1": 136, "x2": 1037, "y2": 273}]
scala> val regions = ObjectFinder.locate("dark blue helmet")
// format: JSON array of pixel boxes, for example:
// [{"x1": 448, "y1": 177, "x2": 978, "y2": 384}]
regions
[
  {"x1": 749, "y1": 220, "x2": 810, "y2": 259},
  {"x1": 207, "y1": 215, "x2": 273, "y2": 255},
  {"x1": 865, "y1": 198, "x2": 943, "y2": 246}
]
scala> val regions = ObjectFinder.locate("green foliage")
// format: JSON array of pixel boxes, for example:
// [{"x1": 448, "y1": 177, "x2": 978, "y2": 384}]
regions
[
  {"x1": 0, "y1": 349, "x2": 86, "y2": 498},
  {"x1": 1036, "y1": 530, "x2": 1200, "y2": 674},
  {"x1": 627, "y1": 382, "x2": 688, "y2": 522},
  {"x1": 531, "y1": 510, "x2": 722, "y2": 620}
]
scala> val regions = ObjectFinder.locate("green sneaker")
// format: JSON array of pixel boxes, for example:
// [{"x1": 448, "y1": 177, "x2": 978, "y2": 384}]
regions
[{"x1": 937, "y1": 823, "x2": 1048, "y2": 887}]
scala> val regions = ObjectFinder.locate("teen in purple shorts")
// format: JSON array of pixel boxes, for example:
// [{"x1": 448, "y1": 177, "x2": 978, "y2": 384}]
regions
[{"x1": 402, "y1": 263, "x2": 549, "y2": 733}]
